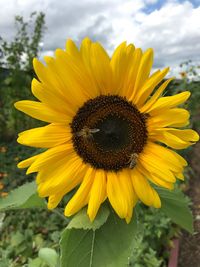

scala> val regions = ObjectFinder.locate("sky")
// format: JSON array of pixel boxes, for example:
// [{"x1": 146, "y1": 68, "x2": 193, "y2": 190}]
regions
[{"x1": 0, "y1": 0, "x2": 200, "y2": 76}]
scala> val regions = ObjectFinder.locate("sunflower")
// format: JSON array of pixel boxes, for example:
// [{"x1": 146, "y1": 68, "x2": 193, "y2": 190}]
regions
[{"x1": 15, "y1": 38, "x2": 199, "y2": 223}]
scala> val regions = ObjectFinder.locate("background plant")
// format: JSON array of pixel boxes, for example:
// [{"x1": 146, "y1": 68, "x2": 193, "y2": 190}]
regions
[{"x1": 0, "y1": 12, "x2": 45, "y2": 141}]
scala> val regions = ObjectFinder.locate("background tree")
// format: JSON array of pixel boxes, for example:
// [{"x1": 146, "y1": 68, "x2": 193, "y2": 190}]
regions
[{"x1": 0, "y1": 12, "x2": 45, "y2": 140}]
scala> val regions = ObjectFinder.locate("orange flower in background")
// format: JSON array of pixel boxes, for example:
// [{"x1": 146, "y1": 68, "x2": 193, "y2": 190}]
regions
[
  {"x1": 15, "y1": 38, "x2": 199, "y2": 222},
  {"x1": 0, "y1": 181, "x2": 8, "y2": 198},
  {"x1": 0, "y1": 182, "x2": 4, "y2": 190},
  {"x1": 180, "y1": 72, "x2": 187, "y2": 78},
  {"x1": 1, "y1": 192, "x2": 8, "y2": 197},
  {"x1": 0, "y1": 146, "x2": 7, "y2": 153}
]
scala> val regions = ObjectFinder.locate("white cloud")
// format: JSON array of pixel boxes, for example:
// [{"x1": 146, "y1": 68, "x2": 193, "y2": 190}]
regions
[{"x1": 0, "y1": 0, "x2": 200, "y2": 77}]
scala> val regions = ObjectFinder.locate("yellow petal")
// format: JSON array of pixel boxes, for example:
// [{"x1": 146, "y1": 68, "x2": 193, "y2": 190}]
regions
[
  {"x1": 164, "y1": 128, "x2": 199, "y2": 142},
  {"x1": 80, "y1": 38, "x2": 101, "y2": 97},
  {"x1": 175, "y1": 172, "x2": 184, "y2": 180},
  {"x1": 110, "y1": 41, "x2": 129, "y2": 95},
  {"x1": 90, "y1": 42, "x2": 113, "y2": 94},
  {"x1": 47, "y1": 165, "x2": 88, "y2": 210},
  {"x1": 126, "y1": 48, "x2": 143, "y2": 99},
  {"x1": 148, "y1": 108, "x2": 190, "y2": 128},
  {"x1": 140, "y1": 77, "x2": 173, "y2": 113},
  {"x1": 130, "y1": 48, "x2": 153, "y2": 102},
  {"x1": 33, "y1": 58, "x2": 61, "y2": 90},
  {"x1": 118, "y1": 170, "x2": 138, "y2": 223},
  {"x1": 34, "y1": 57, "x2": 80, "y2": 109},
  {"x1": 80, "y1": 37, "x2": 92, "y2": 71},
  {"x1": 148, "y1": 174, "x2": 174, "y2": 190},
  {"x1": 17, "y1": 124, "x2": 71, "y2": 148},
  {"x1": 47, "y1": 194, "x2": 63, "y2": 209},
  {"x1": 143, "y1": 142, "x2": 184, "y2": 172},
  {"x1": 14, "y1": 100, "x2": 71, "y2": 123},
  {"x1": 37, "y1": 156, "x2": 86, "y2": 197},
  {"x1": 152, "y1": 131, "x2": 191, "y2": 149},
  {"x1": 169, "y1": 150, "x2": 187, "y2": 166},
  {"x1": 107, "y1": 171, "x2": 128, "y2": 219},
  {"x1": 148, "y1": 91, "x2": 191, "y2": 115},
  {"x1": 45, "y1": 50, "x2": 94, "y2": 102},
  {"x1": 54, "y1": 49, "x2": 91, "y2": 105},
  {"x1": 64, "y1": 167, "x2": 94, "y2": 217},
  {"x1": 47, "y1": 164, "x2": 87, "y2": 210},
  {"x1": 119, "y1": 44, "x2": 136, "y2": 97},
  {"x1": 137, "y1": 163, "x2": 174, "y2": 190},
  {"x1": 150, "y1": 128, "x2": 198, "y2": 149},
  {"x1": 42, "y1": 54, "x2": 76, "y2": 102},
  {"x1": 87, "y1": 169, "x2": 106, "y2": 221},
  {"x1": 134, "y1": 68, "x2": 169, "y2": 107},
  {"x1": 138, "y1": 153, "x2": 176, "y2": 183},
  {"x1": 17, "y1": 154, "x2": 40, "y2": 168},
  {"x1": 31, "y1": 78, "x2": 75, "y2": 116},
  {"x1": 135, "y1": 48, "x2": 154, "y2": 90},
  {"x1": 27, "y1": 143, "x2": 73, "y2": 174},
  {"x1": 65, "y1": 39, "x2": 80, "y2": 59},
  {"x1": 131, "y1": 168, "x2": 161, "y2": 208}
]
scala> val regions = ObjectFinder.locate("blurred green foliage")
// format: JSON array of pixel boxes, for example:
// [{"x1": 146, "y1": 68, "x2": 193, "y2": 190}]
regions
[
  {"x1": 0, "y1": 141, "x2": 66, "y2": 267},
  {"x1": 0, "y1": 12, "x2": 45, "y2": 141},
  {"x1": 128, "y1": 206, "x2": 179, "y2": 267}
]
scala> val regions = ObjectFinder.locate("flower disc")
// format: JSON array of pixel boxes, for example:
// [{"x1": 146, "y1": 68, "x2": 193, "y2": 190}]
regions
[{"x1": 71, "y1": 95, "x2": 148, "y2": 171}]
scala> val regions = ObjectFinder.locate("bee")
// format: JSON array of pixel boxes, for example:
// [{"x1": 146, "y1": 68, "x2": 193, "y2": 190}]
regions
[
  {"x1": 76, "y1": 126, "x2": 100, "y2": 141},
  {"x1": 128, "y1": 153, "x2": 139, "y2": 169}
]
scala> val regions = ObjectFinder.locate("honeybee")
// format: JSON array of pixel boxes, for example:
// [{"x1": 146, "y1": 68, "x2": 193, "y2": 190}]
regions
[
  {"x1": 128, "y1": 153, "x2": 139, "y2": 169},
  {"x1": 76, "y1": 126, "x2": 100, "y2": 140}
]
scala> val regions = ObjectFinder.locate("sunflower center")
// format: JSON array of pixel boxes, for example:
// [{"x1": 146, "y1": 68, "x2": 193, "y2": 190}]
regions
[
  {"x1": 71, "y1": 95, "x2": 148, "y2": 171},
  {"x1": 94, "y1": 115, "x2": 130, "y2": 151}
]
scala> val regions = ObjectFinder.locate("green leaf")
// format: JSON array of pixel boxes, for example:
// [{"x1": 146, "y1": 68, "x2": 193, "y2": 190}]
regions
[
  {"x1": 28, "y1": 258, "x2": 46, "y2": 267},
  {"x1": 0, "y1": 182, "x2": 46, "y2": 211},
  {"x1": 11, "y1": 231, "x2": 25, "y2": 246},
  {"x1": 38, "y1": 248, "x2": 59, "y2": 267},
  {"x1": 20, "y1": 193, "x2": 46, "y2": 209},
  {"x1": 157, "y1": 187, "x2": 193, "y2": 233},
  {"x1": 60, "y1": 210, "x2": 138, "y2": 267},
  {"x1": 67, "y1": 205, "x2": 110, "y2": 230}
]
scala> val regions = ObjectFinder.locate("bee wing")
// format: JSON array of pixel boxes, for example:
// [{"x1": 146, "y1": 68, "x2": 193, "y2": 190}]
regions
[
  {"x1": 89, "y1": 128, "x2": 100, "y2": 133},
  {"x1": 129, "y1": 161, "x2": 136, "y2": 169}
]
